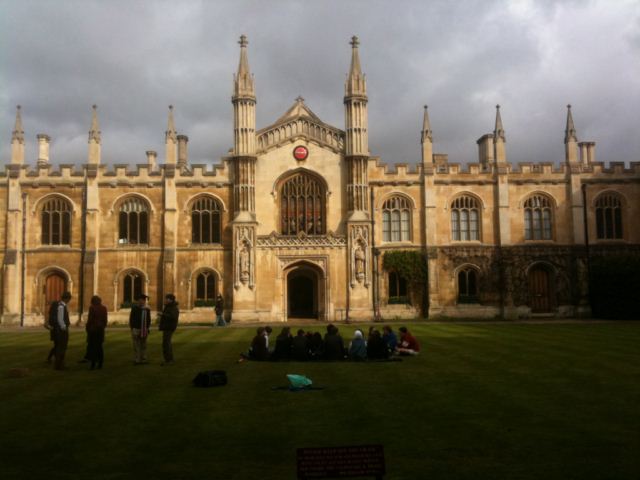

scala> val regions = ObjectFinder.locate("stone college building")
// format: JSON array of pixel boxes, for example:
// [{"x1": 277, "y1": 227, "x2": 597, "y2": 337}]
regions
[{"x1": 2, "y1": 36, "x2": 639, "y2": 325}]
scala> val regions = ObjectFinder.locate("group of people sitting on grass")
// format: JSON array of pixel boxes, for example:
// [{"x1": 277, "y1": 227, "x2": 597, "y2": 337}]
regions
[{"x1": 239, "y1": 324, "x2": 420, "y2": 362}]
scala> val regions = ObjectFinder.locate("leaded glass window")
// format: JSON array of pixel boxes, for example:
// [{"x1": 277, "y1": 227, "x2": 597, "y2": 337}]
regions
[
  {"x1": 41, "y1": 197, "x2": 71, "y2": 245},
  {"x1": 192, "y1": 197, "x2": 222, "y2": 244},
  {"x1": 595, "y1": 193, "x2": 623, "y2": 239},
  {"x1": 451, "y1": 196, "x2": 479, "y2": 241},
  {"x1": 524, "y1": 195, "x2": 553, "y2": 240},
  {"x1": 118, "y1": 197, "x2": 149, "y2": 245},
  {"x1": 382, "y1": 196, "x2": 411, "y2": 242},
  {"x1": 280, "y1": 173, "x2": 325, "y2": 235}
]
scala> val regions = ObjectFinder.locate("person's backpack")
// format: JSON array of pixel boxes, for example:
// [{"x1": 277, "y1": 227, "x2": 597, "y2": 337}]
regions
[{"x1": 192, "y1": 370, "x2": 227, "y2": 388}]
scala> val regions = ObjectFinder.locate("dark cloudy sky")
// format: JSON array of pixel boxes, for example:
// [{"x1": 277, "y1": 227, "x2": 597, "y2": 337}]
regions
[{"x1": 1, "y1": 0, "x2": 639, "y2": 168}]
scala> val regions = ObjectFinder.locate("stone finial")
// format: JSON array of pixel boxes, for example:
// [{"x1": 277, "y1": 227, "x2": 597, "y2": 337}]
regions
[
  {"x1": 177, "y1": 134, "x2": 189, "y2": 168},
  {"x1": 421, "y1": 105, "x2": 433, "y2": 143},
  {"x1": 12, "y1": 105, "x2": 24, "y2": 144},
  {"x1": 146, "y1": 150, "x2": 158, "y2": 171},
  {"x1": 88, "y1": 104, "x2": 101, "y2": 144},
  {"x1": 564, "y1": 104, "x2": 577, "y2": 143},
  {"x1": 494, "y1": 104, "x2": 505, "y2": 142},
  {"x1": 345, "y1": 35, "x2": 366, "y2": 97},
  {"x1": 234, "y1": 34, "x2": 255, "y2": 98}
]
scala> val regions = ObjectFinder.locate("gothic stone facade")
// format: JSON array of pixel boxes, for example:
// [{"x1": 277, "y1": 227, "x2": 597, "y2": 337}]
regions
[{"x1": 2, "y1": 36, "x2": 639, "y2": 325}]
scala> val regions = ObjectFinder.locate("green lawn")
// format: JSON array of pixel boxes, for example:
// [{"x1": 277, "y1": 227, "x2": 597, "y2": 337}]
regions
[{"x1": 1, "y1": 322, "x2": 639, "y2": 480}]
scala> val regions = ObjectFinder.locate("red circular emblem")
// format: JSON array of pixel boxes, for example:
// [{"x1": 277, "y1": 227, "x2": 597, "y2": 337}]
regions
[{"x1": 293, "y1": 146, "x2": 308, "y2": 161}]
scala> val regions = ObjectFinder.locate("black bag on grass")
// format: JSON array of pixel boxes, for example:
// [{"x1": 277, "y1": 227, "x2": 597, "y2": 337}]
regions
[{"x1": 193, "y1": 370, "x2": 227, "y2": 387}]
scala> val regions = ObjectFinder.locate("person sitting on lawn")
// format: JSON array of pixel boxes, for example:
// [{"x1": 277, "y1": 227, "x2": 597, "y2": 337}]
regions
[
  {"x1": 323, "y1": 324, "x2": 345, "y2": 361},
  {"x1": 308, "y1": 331, "x2": 324, "y2": 360},
  {"x1": 348, "y1": 329, "x2": 367, "y2": 361},
  {"x1": 366, "y1": 327, "x2": 388, "y2": 360},
  {"x1": 291, "y1": 329, "x2": 310, "y2": 361},
  {"x1": 396, "y1": 326, "x2": 421, "y2": 355},
  {"x1": 250, "y1": 327, "x2": 269, "y2": 361},
  {"x1": 271, "y1": 327, "x2": 293, "y2": 361},
  {"x1": 382, "y1": 325, "x2": 398, "y2": 355}
]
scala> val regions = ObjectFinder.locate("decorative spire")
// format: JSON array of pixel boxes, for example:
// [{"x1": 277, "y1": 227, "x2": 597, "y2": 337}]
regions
[
  {"x1": 494, "y1": 104, "x2": 505, "y2": 142},
  {"x1": 12, "y1": 105, "x2": 24, "y2": 144},
  {"x1": 165, "y1": 105, "x2": 177, "y2": 143},
  {"x1": 564, "y1": 104, "x2": 577, "y2": 143},
  {"x1": 234, "y1": 34, "x2": 255, "y2": 99},
  {"x1": 345, "y1": 35, "x2": 366, "y2": 97},
  {"x1": 421, "y1": 105, "x2": 432, "y2": 143},
  {"x1": 88, "y1": 104, "x2": 101, "y2": 144}
]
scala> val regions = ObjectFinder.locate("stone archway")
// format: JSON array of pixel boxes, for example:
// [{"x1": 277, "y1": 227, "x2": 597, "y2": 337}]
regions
[{"x1": 284, "y1": 262, "x2": 325, "y2": 321}]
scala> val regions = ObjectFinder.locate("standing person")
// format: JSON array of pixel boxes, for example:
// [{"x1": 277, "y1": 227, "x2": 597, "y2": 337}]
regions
[
  {"x1": 86, "y1": 295, "x2": 108, "y2": 370},
  {"x1": 158, "y1": 294, "x2": 179, "y2": 365},
  {"x1": 129, "y1": 294, "x2": 151, "y2": 365},
  {"x1": 396, "y1": 326, "x2": 421, "y2": 355},
  {"x1": 214, "y1": 294, "x2": 225, "y2": 327},
  {"x1": 49, "y1": 292, "x2": 71, "y2": 370},
  {"x1": 45, "y1": 301, "x2": 56, "y2": 364}
]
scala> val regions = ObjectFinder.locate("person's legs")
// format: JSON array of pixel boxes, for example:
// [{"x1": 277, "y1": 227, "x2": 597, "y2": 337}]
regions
[
  {"x1": 162, "y1": 330, "x2": 174, "y2": 363},
  {"x1": 54, "y1": 330, "x2": 68, "y2": 370},
  {"x1": 139, "y1": 336, "x2": 148, "y2": 363},
  {"x1": 131, "y1": 329, "x2": 142, "y2": 363}
]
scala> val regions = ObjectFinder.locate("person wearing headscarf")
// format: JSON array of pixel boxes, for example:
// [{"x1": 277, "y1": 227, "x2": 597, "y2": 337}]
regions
[{"x1": 348, "y1": 329, "x2": 367, "y2": 361}]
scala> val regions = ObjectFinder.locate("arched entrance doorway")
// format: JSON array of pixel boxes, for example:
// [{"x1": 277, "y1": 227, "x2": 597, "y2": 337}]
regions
[
  {"x1": 285, "y1": 263, "x2": 325, "y2": 321},
  {"x1": 528, "y1": 264, "x2": 553, "y2": 313},
  {"x1": 43, "y1": 272, "x2": 67, "y2": 317}
]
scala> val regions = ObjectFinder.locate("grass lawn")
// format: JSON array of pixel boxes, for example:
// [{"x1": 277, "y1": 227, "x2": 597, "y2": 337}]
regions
[{"x1": 1, "y1": 322, "x2": 639, "y2": 480}]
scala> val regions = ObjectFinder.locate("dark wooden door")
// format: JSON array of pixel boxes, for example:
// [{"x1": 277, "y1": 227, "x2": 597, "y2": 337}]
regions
[
  {"x1": 529, "y1": 267, "x2": 551, "y2": 313},
  {"x1": 45, "y1": 273, "x2": 66, "y2": 315}
]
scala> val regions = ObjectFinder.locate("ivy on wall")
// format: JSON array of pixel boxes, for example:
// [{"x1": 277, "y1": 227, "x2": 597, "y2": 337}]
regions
[{"x1": 382, "y1": 250, "x2": 428, "y2": 285}]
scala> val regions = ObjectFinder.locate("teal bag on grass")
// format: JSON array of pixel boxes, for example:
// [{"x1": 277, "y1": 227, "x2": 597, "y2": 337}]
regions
[{"x1": 286, "y1": 374, "x2": 313, "y2": 389}]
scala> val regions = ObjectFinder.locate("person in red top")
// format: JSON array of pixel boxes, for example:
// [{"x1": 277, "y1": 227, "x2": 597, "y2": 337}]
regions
[
  {"x1": 86, "y1": 295, "x2": 108, "y2": 370},
  {"x1": 396, "y1": 326, "x2": 421, "y2": 355}
]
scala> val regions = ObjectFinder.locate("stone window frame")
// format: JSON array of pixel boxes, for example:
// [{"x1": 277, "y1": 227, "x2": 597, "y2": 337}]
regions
[
  {"x1": 381, "y1": 194, "x2": 413, "y2": 243},
  {"x1": 117, "y1": 196, "x2": 150, "y2": 246},
  {"x1": 40, "y1": 196, "x2": 73, "y2": 246},
  {"x1": 450, "y1": 194, "x2": 481, "y2": 242},
  {"x1": 277, "y1": 170, "x2": 327, "y2": 236},
  {"x1": 523, "y1": 193, "x2": 554, "y2": 241},
  {"x1": 456, "y1": 264, "x2": 480, "y2": 304},
  {"x1": 191, "y1": 196, "x2": 223, "y2": 244},
  {"x1": 594, "y1": 191, "x2": 624, "y2": 240}
]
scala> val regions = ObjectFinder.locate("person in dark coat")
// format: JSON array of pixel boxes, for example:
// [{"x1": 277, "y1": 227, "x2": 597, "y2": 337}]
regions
[
  {"x1": 291, "y1": 329, "x2": 310, "y2": 361},
  {"x1": 271, "y1": 327, "x2": 292, "y2": 361},
  {"x1": 86, "y1": 295, "x2": 108, "y2": 370},
  {"x1": 367, "y1": 327, "x2": 388, "y2": 360},
  {"x1": 214, "y1": 294, "x2": 225, "y2": 327},
  {"x1": 49, "y1": 291, "x2": 72, "y2": 370},
  {"x1": 158, "y1": 294, "x2": 179, "y2": 365},
  {"x1": 129, "y1": 294, "x2": 151, "y2": 364},
  {"x1": 250, "y1": 327, "x2": 269, "y2": 361},
  {"x1": 323, "y1": 324, "x2": 345, "y2": 361}
]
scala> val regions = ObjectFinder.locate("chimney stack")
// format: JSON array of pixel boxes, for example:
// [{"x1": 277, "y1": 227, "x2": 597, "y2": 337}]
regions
[{"x1": 37, "y1": 134, "x2": 50, "y2": 167}]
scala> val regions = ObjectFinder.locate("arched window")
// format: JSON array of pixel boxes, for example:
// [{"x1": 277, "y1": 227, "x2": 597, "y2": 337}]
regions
[
  {"x1": 195, "y1": 270, "x2": 217, "y2": 306},
  {"x1": 122, "y1": 271, "x2": 143, "y2": 308},
  {"x1": 280, "y1": 172, "x2": 325, "y2": 235},
  {"x1": 192, "y1": 197, "x2": 222, "y2": 244},
  {"x1": 451, "y1": 196, "x2": 480, "y2": 241},
  {"x1": 382, "y1": 196, "x2": 411, "y2": 242},
  {"x1": 524, "y1": 195, "x2": 553, "y2": 240},
  {"x1": 41, "y1": 197, "x2": 72, "y2": 245},
  {"x1": 458, "y1": 268, "x2": 478, "y2": 303},
  {"x1": 595, "y1": 193, "x2": 623, "y2": 240},
  {"x1": 388, "y1": 271, "x2": 408, "y2": 303},
  {"x1": 118, "y1": 197, "x2": 149, "y2": 245}
]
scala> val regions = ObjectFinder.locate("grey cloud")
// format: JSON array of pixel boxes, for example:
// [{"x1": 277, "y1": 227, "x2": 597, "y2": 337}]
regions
[{"x1": 1, "y1": 0, "x2": 638, "y2": 167}]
